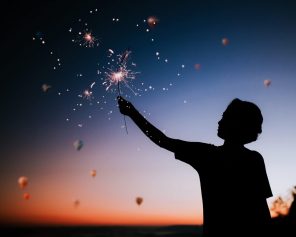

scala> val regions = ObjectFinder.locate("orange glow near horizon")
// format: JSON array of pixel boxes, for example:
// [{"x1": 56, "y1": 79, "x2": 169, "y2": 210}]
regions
[
  {"x1": 1, "y1": 212, "x2": 201, "y2": 227},
  {"x1": 0, "y1": 192, "x2": 202, "y2": 226},
  {"x1": 0, "y1": 197, "x2": 202, "y2": 226},
  {"x1": 0, "y1": 149, "x2": 203, "y2": 227}
]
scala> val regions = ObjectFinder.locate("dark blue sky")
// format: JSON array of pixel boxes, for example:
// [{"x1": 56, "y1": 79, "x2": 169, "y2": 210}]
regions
[{"x1": 3, "y1": 0, "x2": 296, "y2": 137}]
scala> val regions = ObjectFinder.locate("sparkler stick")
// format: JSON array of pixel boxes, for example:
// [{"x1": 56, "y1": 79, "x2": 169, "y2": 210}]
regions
[
  {"x1": 104, "y1": 49, "x2": 139, "y2": 134},
  {"x1": 117, "y1": 81, "x2": 128, "y2": 134}
]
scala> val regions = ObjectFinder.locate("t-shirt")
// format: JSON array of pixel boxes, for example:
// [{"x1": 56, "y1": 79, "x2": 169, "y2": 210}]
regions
[{"x1": 174, "y1": 141, "x2": 273, "y2": 236}]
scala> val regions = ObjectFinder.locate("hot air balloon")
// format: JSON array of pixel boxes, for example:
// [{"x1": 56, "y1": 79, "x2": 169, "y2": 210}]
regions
[
  {"x1": 147, "y1": 16, "x2": 159, "y2": 28},
  {"x1": 73, "y1": 199, "x2": 80, "y2": 208},
  {"x1": 41, "y1": 83, "x2": 52, "y2": 92},
  {"x1": 222, "y1": 37, "x2": 229, "y2": 46},
  {"x1": 90, "y1": 169, "x2": 96, "y2": 178},
  {"x1": 18, "y1": 176, "x2": 28, "y2": 189},
  {"x1": 135, "y1": 197, "x2": 143, "y2": 206},
  {"x1": 194, "y1": 64, "x2": 201, "y2": 71},
  {"x1": 264, "y1": 79, "x2": 271, "y2": 87},
  {"x1": 73, "y1": 139, "x2": 83, "y2": 151},
  {"x1": 23, "y1": 192, "x2": 31, "y2": 200}
]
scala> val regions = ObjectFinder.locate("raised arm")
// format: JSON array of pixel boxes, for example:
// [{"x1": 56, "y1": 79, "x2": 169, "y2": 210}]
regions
[{"x1": 117, "y1": 96, "x2": 177, "y2": 152}]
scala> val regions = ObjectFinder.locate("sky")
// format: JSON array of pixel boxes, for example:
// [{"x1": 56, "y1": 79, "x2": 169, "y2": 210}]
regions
[{"x1": 1, "y1": 0, "x2": 296, "y2": 226}]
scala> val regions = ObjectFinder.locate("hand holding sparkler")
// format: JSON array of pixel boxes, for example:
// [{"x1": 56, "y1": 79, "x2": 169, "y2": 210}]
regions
[
  {"x1": 117, "y1": 96, "x2": 136, "y2": 116},
  {"x1": 117, "y1": 96, "x2": 175, "y2": 152},
  {"x1": 103, "y1": 49, "x2": 139, "y2": 134}
]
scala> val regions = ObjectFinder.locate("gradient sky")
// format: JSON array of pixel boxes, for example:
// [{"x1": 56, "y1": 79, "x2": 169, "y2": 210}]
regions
[{"x1": 1, "y1": 0, "x2": 296, "y2": 226}]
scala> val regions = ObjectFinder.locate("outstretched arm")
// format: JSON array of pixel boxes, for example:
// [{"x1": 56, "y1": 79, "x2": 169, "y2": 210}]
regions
[{"x1": 117, "y1": 96, "x2": 177, "y2": 152}]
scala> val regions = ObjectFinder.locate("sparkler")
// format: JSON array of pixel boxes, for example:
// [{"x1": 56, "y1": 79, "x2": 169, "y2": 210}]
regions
[
  {"x1": 117, "y1": 74, "x2": 128, "y2": 134},
  {"x1": 83, "y1": 32, "x2": 97, "y2": 47},
  {"x1": 83, "y1": 89, "x2": 93, "y2": 100},
  {"x1": 104, "y1": 50, "x2": 138, "y2": 94},
  {"x1": 75, "y1": 31, "x2": 99, "y2": 48},
  {"x1": 103, "y1": 49, "x2": 139, "y2": 133}
]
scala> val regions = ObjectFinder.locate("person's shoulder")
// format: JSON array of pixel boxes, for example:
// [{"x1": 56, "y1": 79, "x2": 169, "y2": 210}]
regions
[
  {"x1": 173, "y1": 140, "x2": 216, "y2": 154},
  {"x1": 198, "y1": 142, "x2": 218, "y2": 150},
  {"x1": 174, "y1": 142, "x2": 217, "y2": 163},
  {"x1": 185, "y1": 141, "x2": 218, "y2": 153},
  {"x1": 245, "y1": 148, "x2": 265, "y2": 163},
  {"x1": 249, "y1": 149, "x2": 263, "y2": 157}
]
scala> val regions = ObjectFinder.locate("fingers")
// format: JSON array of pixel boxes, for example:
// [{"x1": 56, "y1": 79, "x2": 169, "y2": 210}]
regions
[
  {"x1": 117, "y1": 96, "x2": 127, "y2": 103},
  {"x1": 117, "y1": 96, "x2": 124, "y2": 106},
  {"x1": 117, "y1": 96, "x2": 129, "y2": 105},
  {"x1": 117, "y1": 96, "x2": 132, "y2": 109}
]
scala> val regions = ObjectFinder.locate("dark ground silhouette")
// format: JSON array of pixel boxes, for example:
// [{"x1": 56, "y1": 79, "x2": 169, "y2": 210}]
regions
[{"x1": 0, "y1": 225, "x2": 203, "y2": 237}]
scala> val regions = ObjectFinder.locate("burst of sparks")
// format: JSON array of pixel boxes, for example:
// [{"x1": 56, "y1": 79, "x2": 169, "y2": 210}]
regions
[
  {"x1": 104, "y1": 67, "x2": 137, "y2": 93},
  {"x1": 83, "y1": 89, "x2": 93, "y2": 100},
  {"x1": 83, "y1": 32, "x2": 98, "y2": 47},
  {"x1": 103, "y1": 50, "x2": 139, "y2": 95},
  {"x1": 75, "y1": 31, "x2": 99, "y2": 48}
]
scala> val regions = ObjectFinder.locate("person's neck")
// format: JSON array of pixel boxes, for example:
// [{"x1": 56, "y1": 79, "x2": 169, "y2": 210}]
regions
[{"x1": 223, "y1": 140, "x2": 245, "y2": 148}]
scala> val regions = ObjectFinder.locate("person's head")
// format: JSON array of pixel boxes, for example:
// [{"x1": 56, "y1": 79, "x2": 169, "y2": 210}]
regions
[{"x1": 217, "y1": 98, "x2": 263, "y2": 145}]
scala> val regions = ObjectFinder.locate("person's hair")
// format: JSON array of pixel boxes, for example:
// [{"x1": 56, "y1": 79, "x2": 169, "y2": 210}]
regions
[{"x1": 218, "y1": 98, "x2": 263, "y2": 144}]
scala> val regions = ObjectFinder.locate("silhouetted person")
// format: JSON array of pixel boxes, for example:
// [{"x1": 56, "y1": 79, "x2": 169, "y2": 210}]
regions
[{"x1": 118, "y1": 96, "x2": 272, "y2": 237}]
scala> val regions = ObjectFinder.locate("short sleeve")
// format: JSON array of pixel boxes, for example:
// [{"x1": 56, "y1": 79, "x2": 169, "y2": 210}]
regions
[
  {"x1": 174, "y1": 140, "x2": 215, "y2": 169},
  {"x1": 253, "y1": 151, "x2": 273, "y2": 198}
]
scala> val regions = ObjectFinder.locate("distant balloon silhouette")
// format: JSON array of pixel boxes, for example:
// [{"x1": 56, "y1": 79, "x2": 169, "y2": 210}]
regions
[
  {"x1": 147, "y1": 16, "x2": 159, "y2": 28},
  {"x1": 18, "y1": 176, "x2": 28, "y2": 189},
  {"x1": 222, "y1": 37, "x2": 229, "y2": 46},
  {"x1": 23, "y1": 192, "x2": 31, "y2": 200},
  {"x1": 264, "y1": 79, "x2": 271, "y2": 87},
  {"x1": 73, "y1": 199, "x2": 80, "y2": 208},
  {"x1": 135, "y1": 197, "x2": 143, "y2": 206},
  {"x1": 90, "y1": 169, "x2": 96, "y2": 177},
  {"x1": 73, "y1": 139, "x2": 83, "y2": 151},
  {"x1": 194, "y1": 63, "x2": 201, "y2": 71},
  {"x1": 41, "y1": 83, "x2": 52, "y2": 92}
]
